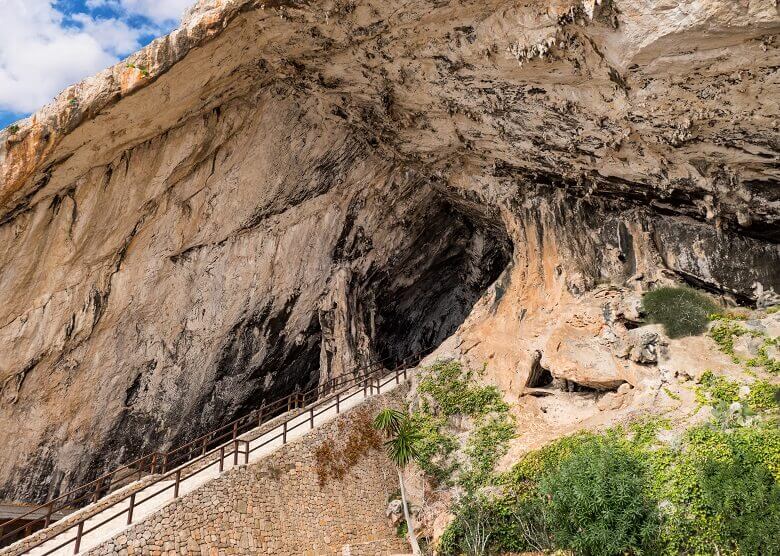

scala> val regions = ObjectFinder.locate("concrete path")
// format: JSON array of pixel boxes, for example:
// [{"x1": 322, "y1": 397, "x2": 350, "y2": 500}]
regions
[{"x1": 20, "y1": 372, "x2": 407, "y2": 555}]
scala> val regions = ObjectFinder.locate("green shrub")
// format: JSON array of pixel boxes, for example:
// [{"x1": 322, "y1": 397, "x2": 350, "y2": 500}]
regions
[
  {"x1": 7, "y1": 124, "x2": 19, "y2": 134},
  {"x1": 747, "y1": 336, "x2": 780, "y2": 374},
  {"x1": 695, "y1": 370, "x2": 740, "y2": 407},
  {"x1": 412, "y1": 360, "x2": 514, "y2": 490},
  {"x1": 498, "y1": 431, "x2": 598, "y2": 488},
  {"x1": 652, "y1": 424, "x2": 780, "y2": 554},
  {"x1": 641, "y1": 286, "x2": 719, "y2": 338},
  {"x1": 539, "y1": 438, "x2": 660, "y2": 556},
  {"x1": 443, "y1": 418, "x2": 780, "y2": 556},
  {"x1": 438, "y1": 493, "x2": 553, "y2": 556},
  {"x1": 418, "y1": 360, "x2": 507, "y2": 416},
  {"x1": 407, "y1": 412, "x2": 458, "y2": 483},
  {"x1": 460, "y1": 415, "x2": 515, "y2": 489},
  {"x1": 746, "y1": 380, "x2": 780, "y2": 411},
  {"x1": 710, "y1": 318, "x2": 749, "y2": 360},
  {"x1": 698, "y1": 453, "x2": 780, "y2": 555},
  {"x1": 627, "y1": 416, "x2": 672, "y2": 447}
]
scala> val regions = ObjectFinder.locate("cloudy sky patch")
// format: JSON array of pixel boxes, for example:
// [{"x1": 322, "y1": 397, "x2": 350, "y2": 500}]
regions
[{"x1": 0, "y1": 0, "x2": 190, "y2": 128}]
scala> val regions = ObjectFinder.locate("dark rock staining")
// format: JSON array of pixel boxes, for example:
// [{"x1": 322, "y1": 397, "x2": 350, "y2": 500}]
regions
[{"x1": 0, "y1": 0, "x2": 778, "y2": 504}]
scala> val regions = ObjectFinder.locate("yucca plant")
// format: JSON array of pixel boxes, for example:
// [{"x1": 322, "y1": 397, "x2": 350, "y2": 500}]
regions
[{"x1": 374, "y1": 408, "x2": 423, "y2": 555}]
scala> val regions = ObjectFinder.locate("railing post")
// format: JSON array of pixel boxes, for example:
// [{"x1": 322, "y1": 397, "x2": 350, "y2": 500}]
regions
[
  {"x1": 150, "y1": 453, "x2": 157, "y2": 475},
  {"x1": 74, "y1": 521, "x2": 84, "y2": 554},
  {"x1": 376, "y1": 377, "x2": 381, "y2": 394},
  {"x1": 283, "y1": 421, "x2": 288, "y2": 444},
  {"x1": 287, "y1": 395, "x2": 292, "y2": 412},
  {"x1": 233, "y1": 421, "x2": 238, "y2": 442},
  {"x1": 219, "y1": 446, "x2": 225, "y2": 472},
  {"x1": 244, "y1": 440, "x2": 250, "y2": 465},
  {"x1": 310, "y1": 407, "x2": 315, "y2": 429},
  {"x1": 233, "y1": 439, "x2": 239, "y2": 466},
  {"x1": 202, "y1": 437, "x2": 207, "y2": 456},
  {"x1": 336, "y1": 392, "x2": 340, "y2": 413},
  {"x1": 174, "y1": 469, "x2": 181, "y2": 498},
  {"x1": 363, "y1": 378, "x2": 368, "y2": 397},
  {"x1": 92, "y1": 477, "x2": 101, "y2": 503},
  {"x1": 44, "y1": 501, "x2": 53, "y2": 528},
  {"x1": 127, "y1": 492, "x2": 136, "y2": 525}
]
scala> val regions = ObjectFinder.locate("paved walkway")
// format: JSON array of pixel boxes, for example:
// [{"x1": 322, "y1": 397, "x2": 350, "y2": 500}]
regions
[{"x1": 17, "y1": 372, "x2": 407, "y2": 555}]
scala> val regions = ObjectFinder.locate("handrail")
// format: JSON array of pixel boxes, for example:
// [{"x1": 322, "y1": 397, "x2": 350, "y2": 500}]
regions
[
  {"x1": 0, "y1": 350, "x2": 408, "y2": 544},
  {"x1": 0, "y1": 349, "x2": 401, "y2": 545},
  {"x1": 24, "y1": 353, "x2": 424, "y2": 555},
  {"x1": 2, "y1": 346, "x2": 431, "y2": 554}
]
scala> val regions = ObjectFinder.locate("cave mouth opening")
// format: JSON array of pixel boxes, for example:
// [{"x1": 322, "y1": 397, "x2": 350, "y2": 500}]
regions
[
  {"x1": 526, "y1": 351, "x2": 554, "y2": 388},
  {"x1": 369, "y1": 196, "x2": 513, "y2": 369},
  {"x1": 232, "y1": 194, "x2": 513, "y2": 423},
  {"x1": 78, "y1": 192, "x2": 514, "y2": 500}
]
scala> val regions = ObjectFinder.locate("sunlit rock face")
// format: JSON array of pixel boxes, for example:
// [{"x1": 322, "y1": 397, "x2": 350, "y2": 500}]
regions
[{"x1": 0, "y1": 0, "x2": 777, "y2": 503}]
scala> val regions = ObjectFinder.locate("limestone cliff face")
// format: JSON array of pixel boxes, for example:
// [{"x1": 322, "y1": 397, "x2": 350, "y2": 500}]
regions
[{"x1": 0, "y1": 0, "x2": 778, "y2": 503}]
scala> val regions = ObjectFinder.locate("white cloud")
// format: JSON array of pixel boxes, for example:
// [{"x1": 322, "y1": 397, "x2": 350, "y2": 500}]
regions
[
  {"x1": 86, "y1": 0, "x2": 193, "y2": 24},
  {"x1": 0, "y1": 0, "x2": 189, "y2": 114},
  {"x1": 70, "y1": 14, "x2": 152, "y2": 57},
  {"x1": 0, "y1": 0, "x2": 114, "y2": 112}
]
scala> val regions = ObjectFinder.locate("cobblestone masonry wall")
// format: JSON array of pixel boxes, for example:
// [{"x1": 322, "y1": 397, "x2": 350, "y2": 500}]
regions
[{"x1": 85, "y1": 385, "x2": 411, "y2": 556}]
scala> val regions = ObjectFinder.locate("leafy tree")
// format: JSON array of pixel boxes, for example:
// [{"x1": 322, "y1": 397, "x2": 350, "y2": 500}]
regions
[{"x1": 374, "y1": 408, "x2": 423, "y2": 555}]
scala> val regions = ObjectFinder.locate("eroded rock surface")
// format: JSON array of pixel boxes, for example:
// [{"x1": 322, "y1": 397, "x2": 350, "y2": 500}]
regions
[{"x1": 0, "y1": 0, "x2": 778, "y2": 503}]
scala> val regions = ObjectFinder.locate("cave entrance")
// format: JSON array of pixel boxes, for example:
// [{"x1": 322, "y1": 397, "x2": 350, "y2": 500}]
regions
[
  {"x1": 369, "y1": 198, "x2": 512, "y2": 368},
  {"x1": 199, "y1": 192, "x2": 512, "y2": 441},
  {"x1": 525, "y1": 350, "x2": 554, "y2": 388}
]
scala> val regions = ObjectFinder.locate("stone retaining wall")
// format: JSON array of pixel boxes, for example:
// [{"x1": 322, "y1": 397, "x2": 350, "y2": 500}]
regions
[{"x1": 85, "y1": 385, "x2": 410, "y2": 556}]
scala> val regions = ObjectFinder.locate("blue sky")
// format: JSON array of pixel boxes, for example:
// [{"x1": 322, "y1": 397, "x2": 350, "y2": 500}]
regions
[{"x1": 0, "y1": 0, "x2": 193, "y2": 128}]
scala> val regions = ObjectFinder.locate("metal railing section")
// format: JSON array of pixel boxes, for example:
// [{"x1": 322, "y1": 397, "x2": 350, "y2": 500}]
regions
[{"x1": 3, "y1": 348, "x2": 429, "y2": 555}]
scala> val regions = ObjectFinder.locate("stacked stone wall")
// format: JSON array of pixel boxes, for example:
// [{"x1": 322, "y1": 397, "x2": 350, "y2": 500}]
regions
[{"x1": 85, "y1": 385, "x2": 410, "y2": 556}]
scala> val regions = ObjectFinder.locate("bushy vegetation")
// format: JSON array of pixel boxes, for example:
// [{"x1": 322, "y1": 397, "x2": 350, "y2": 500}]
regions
[
  {"x1": 539, "y1": 439, "x2": 660, "y2": 555},
  {"x1": 708, "y1": 314, "x2": 780, "y2": 374},
  {"x1": 641, "y1": 286, "x2": 719, "y2": 338},
  {"x1": 7, "y1": 124, "x2": 19, "y2": 134},
  {"x1": 439, "y1": 412, "x2": 780, "y2": 556},
  {"x1": 695, "y1": 370, "x2": 741, "y2": 406},
  {"x1": 417, "y1": 360, "x2": 508, "y2": 416},
  {"x1": 411, "y1": 360, "x2": 514, "y2": 489},
  {"x1": 696, "y1": 450, "x2": 780, "y2": 555},
  {"x1": 461, "y1": 415, "x2": 515, "y2": 489},
  {"x1": 406, "y1": 412, "x2": 458, "y2": 482},
  {"x1": 655, "y1": 424, "x2": 780, "y2": 555},
  {"x1": 746, "y1": 379, "x2": 780, "y2": 411}
]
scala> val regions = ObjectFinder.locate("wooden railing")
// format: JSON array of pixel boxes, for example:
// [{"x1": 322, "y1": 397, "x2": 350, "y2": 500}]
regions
[{"x1": 1, "y1": 348, "x2": 429, "y2": 555}]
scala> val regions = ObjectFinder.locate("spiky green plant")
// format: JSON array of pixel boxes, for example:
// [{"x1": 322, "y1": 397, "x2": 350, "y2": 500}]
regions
[{"x1": 374, "y1": 408, "x2": 423, "y2": 555}]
